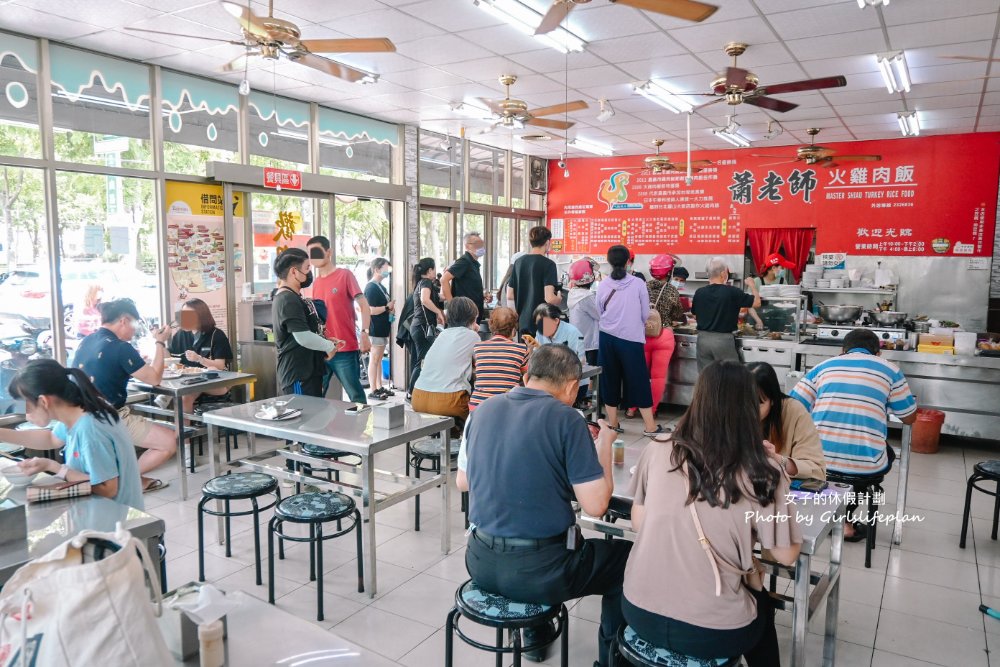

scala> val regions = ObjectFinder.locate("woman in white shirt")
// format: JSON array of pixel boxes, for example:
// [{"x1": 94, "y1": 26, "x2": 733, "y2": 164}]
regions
[{"x1": 412, "y1": 297, "x2": 481, "y2": 430}]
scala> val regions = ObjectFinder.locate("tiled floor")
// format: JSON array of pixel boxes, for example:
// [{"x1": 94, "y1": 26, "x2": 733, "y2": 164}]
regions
[{"x1": 142, "y1": 407, "x2": 1000, "y2": 666}]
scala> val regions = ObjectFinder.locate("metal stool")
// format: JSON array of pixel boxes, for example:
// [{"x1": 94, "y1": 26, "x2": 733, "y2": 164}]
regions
[
  {"x1": 267, "y1": 491, "x2": 363, "y2": 622},
  {"x1": 197, "y1": 472, "x2": 279, "y2": 585},
  {"x1": 298, "y1": 443, "x2": 363, "y2": 484},
  {"x1": 445, "y1": 579, "x2": 569, "y2": 667},
  {"x1": 614, "y1": 625, "x2": 739, "y2": 667},
  {"x1": 960, "y1": 460, "x2": 1000, "y2": 548},
  {"x1": 827, "y1": 470, "x2": 886, "y2": 568},
  {"x1": 195, "y1": 402, "x2": 242, "y2": 462},
  {"x1": 407, "y1": 437, "x2": 468, "y2": 531}
]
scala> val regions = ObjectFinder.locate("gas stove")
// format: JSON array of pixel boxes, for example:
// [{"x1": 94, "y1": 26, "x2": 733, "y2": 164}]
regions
[{"x1": 816, "y1": 325, "x2": 908, "y2": 344}]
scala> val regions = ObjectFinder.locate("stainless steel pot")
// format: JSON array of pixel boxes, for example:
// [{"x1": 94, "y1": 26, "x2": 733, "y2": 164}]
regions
[
  {"x1": 818, "y1": 304, "x2": 863, "y2": 323},
  {"x1": 870, "y1": 310, "x2": 907, "y2": 327}
]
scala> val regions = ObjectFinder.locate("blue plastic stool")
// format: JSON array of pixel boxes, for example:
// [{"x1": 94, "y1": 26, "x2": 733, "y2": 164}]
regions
[
  {"x1": 445, "y1": 579, "x2": 568, "y2": 667},
  {"x1": 615, "y1": 625, "x2": 740, "y2": 666}
]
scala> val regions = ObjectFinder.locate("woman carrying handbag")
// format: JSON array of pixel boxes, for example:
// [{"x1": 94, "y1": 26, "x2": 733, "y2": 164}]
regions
[
  {"x1": 407, "y1": 258, "x2": 445, "y2": 395},
  {"x1": 641, "y1": 254, "x2": 685, "y2": 419}
]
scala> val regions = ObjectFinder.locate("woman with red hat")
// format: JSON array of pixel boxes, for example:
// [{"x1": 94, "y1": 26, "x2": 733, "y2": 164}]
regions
[{"x1": 754, "y1": 252, "x2": 796, "y2": 289}]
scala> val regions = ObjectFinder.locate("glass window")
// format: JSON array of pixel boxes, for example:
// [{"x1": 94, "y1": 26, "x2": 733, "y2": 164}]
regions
[
  {"x1": 56, "y1": 172, "x2": 161, "y2": 360},
  {"x1": 318, "y1": 107, "x2": 396, "y2": 183},
  {"x1": 248, "y1": 193, "x2": 322, "y2": 293},
  {"x1": 468, "y1": 142, "x2": 499, "y2": 206},
  {"x1": 50, "y1": 45, "x2": 152, "y2": 169},
  {"x1": 529, "y1": 192, "x2": 545, "y2": 211},
  {"x1": 0, "y1": 33, "x2": 41, "y2": 158},
  {"x1": 248, "y1": 92, "x2": 310, "y2": 172},
  {"x1": 0, "y1": 166, "x2": 50, "y2": 396},
  {"x1": 520, "y1": 218, "x2": 540, "y2": 253},
  {"x1": 162, "y1": 71, "x2": 238, "y2": 176},
  {"x1": 418, "y1": 130, "x2": 461, "y2": 200},
  {"x1": 493, "y1": 216, "x2": 514, "y2": 288},
  {"x1": 511, "y1": 154, "x2": 525, "y2": 209},
  {"x1": 418, "y1": 208, "x2": 449, "y2": 277},
  {"x1": 334, "y1": 198, "x2": 391, "y2": 286}
]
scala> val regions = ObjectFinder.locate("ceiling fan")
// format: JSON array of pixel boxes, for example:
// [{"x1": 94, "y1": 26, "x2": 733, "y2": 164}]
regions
[
  {"x1": 125, "y1": 0, "x2": 395, "y2": 83},
  {"x1": 751, "y1": 128, "x2": 881, "y2": 168},
  {"x1": 477, "y1": 74, "x2": 588, "y2": 131},
  {"x1": 695, "y1": 43, "x2": 847, "y2": 113},
  {"x1": 536, "y1": 0, "x2": 719, "y2": 35},
  {"x1": 600, "y1": 139, "x2": 713, "y2": 174}
]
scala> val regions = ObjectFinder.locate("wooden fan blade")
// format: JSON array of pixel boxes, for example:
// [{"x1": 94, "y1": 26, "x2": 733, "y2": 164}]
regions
[
  {"x1": 673, "y1": 163, "x2": 708, "y2": 173},
  {"x1": 529, "y1": 100, "x2": 588, "y2": 117},
  {"x1": 744, "y1": 95, "x2": 798, "y2": 113},
  {"x1": 686, "y1": 160, "x2": 714, "y2": 168},
  {"x1": 291, "y1": 52, "x2": 369, "y2": 83},
  {"x1": 221, "y1": 2, "x2": 270, "y2": 39},
  {"x1": 615, "y1": 0, "x2": 719, "y2": 22},
  {"x1": 526, "y1": 117, "x2": 574, "y2": 130},
  {"x1": 601, "y1": 166, "x2": 645, "y2": 171},
  {"x1": 829, "y1": 154, "x2": 882, "y2": 162},
  {"x1": 221, "y1": 54, "x2": 252, "y2": 73},
  {"x1": 123, "y1": 27, "x2": 242, "y2": 44},
  {"x1": 761, "y1": 76, "x2": 846, "y2": 95},
  {"x1": 821, "y1": 161, "x2": 838, "y2": 169},
  {"x1": 760, "y1": 159, "x2": 801, "y2": 167},
  {"x1": 751, "y1": 154, "x2": 794, "y2": 158},
  {"x1": 477, "y1": 97, "x2": 505, "y2": 115},
  {"x1": 726, "y1": 67, "x2": 748, "y2": 89},
  {"x1": 939, "y1": 55, "x2": 1000, "y2": 62},
  {"x1": 297, "y1": 38, "x2": 396, "y2": 53},
  {"x1": 535, "y1": 1, "x2": 574, "y2": 35}
]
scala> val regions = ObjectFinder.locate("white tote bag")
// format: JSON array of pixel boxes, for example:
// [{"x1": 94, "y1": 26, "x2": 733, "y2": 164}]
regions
[{"x1": 0, "y1": 524, "x2": 172, "y2": 667}]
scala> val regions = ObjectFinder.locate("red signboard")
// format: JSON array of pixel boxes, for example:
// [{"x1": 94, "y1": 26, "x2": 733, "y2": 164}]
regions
[
  {"x1": 547, "y1": 133, "x2": 1000, "y2": 257},
  {"x1": 262, "y1": 167, "x2": 303, "y2": 191}
]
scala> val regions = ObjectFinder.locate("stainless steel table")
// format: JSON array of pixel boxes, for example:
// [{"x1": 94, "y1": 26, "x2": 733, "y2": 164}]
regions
[
  {"x1": 174, "y1": 591, "x2": 397, "y2": 666},
  {"x1": 578, "y1": 441, "x2": 846, "y2": 667},
  {"x1": 581, "y1": 364, "x2": 602, "y2": 420},
  {"x1": 201, "y1": 395, "x2": 454, "y2": 597},
  {"x1": 0, "y1": 481, "x2": 165, "y2": 589},
  {"x1": 889, "y1": 418, "x2": 913, "y2": 546},
  {"x1": 131, "y1": 372, "x2": 256, "y2": 500}
]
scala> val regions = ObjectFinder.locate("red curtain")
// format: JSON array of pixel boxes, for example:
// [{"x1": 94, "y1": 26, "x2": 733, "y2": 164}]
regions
[
  {"x1": 777, "y1": 228, "x2": 815, "y2": 283},
  {"x1": 747, "y1": 228, "x2": 782, "y2": 277}
]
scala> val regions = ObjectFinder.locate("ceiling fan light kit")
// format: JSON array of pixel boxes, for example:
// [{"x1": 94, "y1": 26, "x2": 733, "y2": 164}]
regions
[
  {"x1": 877, "y1": 51, "x2": 910, "y2": 93},
  {"x1": 570, "y1": 137, "x2": 614, "y2": 156},
  {"x1": 473, "y1": 0, "x2": 586, "y2": 53},
  {"x1": 633, "y1": 80, "x2": 692, "y2": 114},
  {"x1": 897, "y1": 111, "x2": 920, "y2": 137}
]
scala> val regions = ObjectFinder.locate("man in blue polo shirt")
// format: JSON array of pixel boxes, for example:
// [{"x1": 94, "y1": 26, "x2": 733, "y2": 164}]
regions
[{"x1": 457, "y1": 344, "x2": 628, "y2": 667}]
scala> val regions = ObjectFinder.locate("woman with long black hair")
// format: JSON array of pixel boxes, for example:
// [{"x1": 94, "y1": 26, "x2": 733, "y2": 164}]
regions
[
  {"x1": 1, "y1": 359, "x2": 143, "y2": 508},
  {"x1": 407, "y1": 257, "x2": 445, "y2": 394},
  {"x1": 623, "y1": 360, "x2": 802, "y2": 665}
]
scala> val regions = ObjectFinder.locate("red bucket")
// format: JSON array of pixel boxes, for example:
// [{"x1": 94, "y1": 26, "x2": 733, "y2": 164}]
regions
[{"x1": 911, "y1": 408, "x2": 945, "y2": 454}]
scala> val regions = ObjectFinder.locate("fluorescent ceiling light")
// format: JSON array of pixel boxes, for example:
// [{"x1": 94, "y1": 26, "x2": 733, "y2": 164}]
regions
[
  {"x1": 596, "y1": 97, "x2": 615, "y2": 123},
  {"x1": 473, "y1": 0, "x2": 586, "y2": 53},
  {"x1": 857, "y1": 0, "x2": 889, "y2": 7},
  {"x1": 712, "y1": 117, "x2": 751, "y2": 148},
  {"x1": 876, "y1": 51, "x2": 910, "y2": 93},
  {"x1": 897, "y1": 111, "x2": 919, "y2": 137},
  {"x1": 632, "y1": 80, "x2": 692, "y2": 114},
  {"x1": 570, "y1": 137, "x2": 613, "y2": 157}
]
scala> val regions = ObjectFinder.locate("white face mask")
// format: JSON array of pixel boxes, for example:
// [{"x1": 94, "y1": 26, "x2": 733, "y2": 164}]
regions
[{"x1": 670, "y1": 280, "x2": 683, "y2": 289}]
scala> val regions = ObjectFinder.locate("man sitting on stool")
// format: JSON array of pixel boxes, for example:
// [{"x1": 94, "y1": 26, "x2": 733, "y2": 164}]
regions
[{"x1": 457, "y1": 344, "x2": 629, "y2": 666}]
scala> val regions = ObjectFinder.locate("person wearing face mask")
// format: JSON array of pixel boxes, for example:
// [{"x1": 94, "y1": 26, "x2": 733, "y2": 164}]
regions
[
  {"x1": 272, "y1": 248, "x2": 340, "y2": 398},
  {"x1": 530, "y1": 303, "x2": 589, "y2": 406},
  {"x1": 671, "y1": 266, "x2": 692, "y2": 313},
  {"x1": 442, "y1": 232, "x2": 490, "y2": 323},
  {"x1": 168, "y1": 298, "x2": 233, "y2": 414},
  {"x1": 754, "y1": 252, "x2": 796, "y2": 289},
  {"x1": 364, "y1": 258, "x2": 395, "y2": 400}
]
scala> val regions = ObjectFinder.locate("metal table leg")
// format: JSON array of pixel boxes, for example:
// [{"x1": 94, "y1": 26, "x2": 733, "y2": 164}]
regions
[
  {"x1": 441, "y1": 427, "x2": 451, "y2": 555},
  {"x1": 207, "y1": 422, "x2": 226, "y2": 545},
  {"x1": 823, "y1": 519, "x2": 844, "y2": 667},
  {"x1": 790, "y1": 551, "x2": 811, "y2": 667},
  {"x1": 174, "y1": 398, "x2": 188, "y2": 501},
  {"x1": 892, "y1": 424, "x2": 912, "y2": 546},
  {"x1": 361, "y1": 453, "x2": 377, "y2": 598}
]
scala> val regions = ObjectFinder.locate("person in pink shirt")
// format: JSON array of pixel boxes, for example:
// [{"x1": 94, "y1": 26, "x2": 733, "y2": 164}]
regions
[{"x1": 306, "y1": 236, "x2": 372, "y2": 404}]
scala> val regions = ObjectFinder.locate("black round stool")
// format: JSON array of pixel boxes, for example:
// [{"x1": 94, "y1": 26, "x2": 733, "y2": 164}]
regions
[
  {"x1": 298, "y1": 443, "x2": 363, "y2": 484},
  {"x1": 445, "y1": 579, "x2": 569, "y2": 667},
  {"x1": 826, "y1": 470, "x2": 886, "y2": 568},
  {"x1": 197, "y1": 472, "x2": 279, "y2": 586},
  {"x1": 614, "y1": 625, "x2": 739, "y2": 667},
  {"x1": 267, "y1": 491, "x2": 363, "y2": 622},
  {"x1": 960, "y1": 460, "x2": 1000, "y2": 549},
  {"x1": 407, "y1": 437, "x2": 466, "y2": 531}
]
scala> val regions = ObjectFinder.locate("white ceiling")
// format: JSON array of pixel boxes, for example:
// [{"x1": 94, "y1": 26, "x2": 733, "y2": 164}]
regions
[{"x1": 2, "y1": 0, "x2": 999, "y2": 158}]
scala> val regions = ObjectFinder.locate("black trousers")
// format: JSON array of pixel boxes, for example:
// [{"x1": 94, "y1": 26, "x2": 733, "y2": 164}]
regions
[
  {"x1": 408, "y1": 325, "x2": 434, "y2": 391},
  {"x1": 466, "y1": 531, "x2": 632, "y2": 667},
  {"x1": 622, "y1": 589, "x2": 780, "y2": 666}
]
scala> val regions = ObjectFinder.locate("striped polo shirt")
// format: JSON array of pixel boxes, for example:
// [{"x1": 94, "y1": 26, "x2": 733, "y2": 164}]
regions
[
  {"x1": 469, "y1": 336, "x2": 530, "y2": 410},
  {"x1": 791, "y1": 349, "x2": 917, "y2": 475}
]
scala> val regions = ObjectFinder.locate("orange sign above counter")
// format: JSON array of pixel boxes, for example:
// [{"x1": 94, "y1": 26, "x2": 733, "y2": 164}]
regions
[{"x1": 547, "y1": 133, "x2": 999, "y2": 257}]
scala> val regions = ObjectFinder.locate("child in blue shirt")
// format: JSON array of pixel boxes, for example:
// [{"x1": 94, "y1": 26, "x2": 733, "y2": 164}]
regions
[{"x1": 5, "y1": 359, "x2": 143, "y2": 509}]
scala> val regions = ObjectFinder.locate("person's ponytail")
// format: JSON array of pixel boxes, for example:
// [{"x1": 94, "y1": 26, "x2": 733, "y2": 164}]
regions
[
  {"x1": 66, "y1": 367, "x2": 119, "y2": 424},
  {"x1": 607, "y1": 245, "x2": 630, "y2": 280}
]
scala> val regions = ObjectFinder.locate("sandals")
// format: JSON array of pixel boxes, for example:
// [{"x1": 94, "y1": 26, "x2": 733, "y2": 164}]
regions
[
  {"x1": 643, "y1": 425, "x2": 672, "y2": 442},
  {"x1": 142, "y1": 478, "x2": 169, "y2": 493},
  {"x1": 844, "y1": 522, "x2": 869, "y2": 543},
  {"x1": 607, "y1": 423, "x2": 625, "y2": 434},
  {"x1": 624, "y1": 408, "x2": 638, "y2": 419}
]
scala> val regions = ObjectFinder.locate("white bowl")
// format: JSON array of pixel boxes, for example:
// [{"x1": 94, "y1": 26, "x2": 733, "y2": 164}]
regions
[{"x1": 1, "y1": 466, "x2": 32, "y2": 487}]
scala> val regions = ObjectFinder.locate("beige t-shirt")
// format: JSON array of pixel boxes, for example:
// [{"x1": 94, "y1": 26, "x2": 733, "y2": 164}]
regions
[{"x1": 623, "y1": 441, "x2": 802, "y2": 630}]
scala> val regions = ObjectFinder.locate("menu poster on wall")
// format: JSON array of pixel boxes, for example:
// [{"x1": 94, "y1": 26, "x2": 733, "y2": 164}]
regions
[
  {"x1": 164, "y1": 181, "x2": 244, "y2": 330},
  {"x1": 547, "y1": 133, "x2": 1000, "y2": 257}
]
